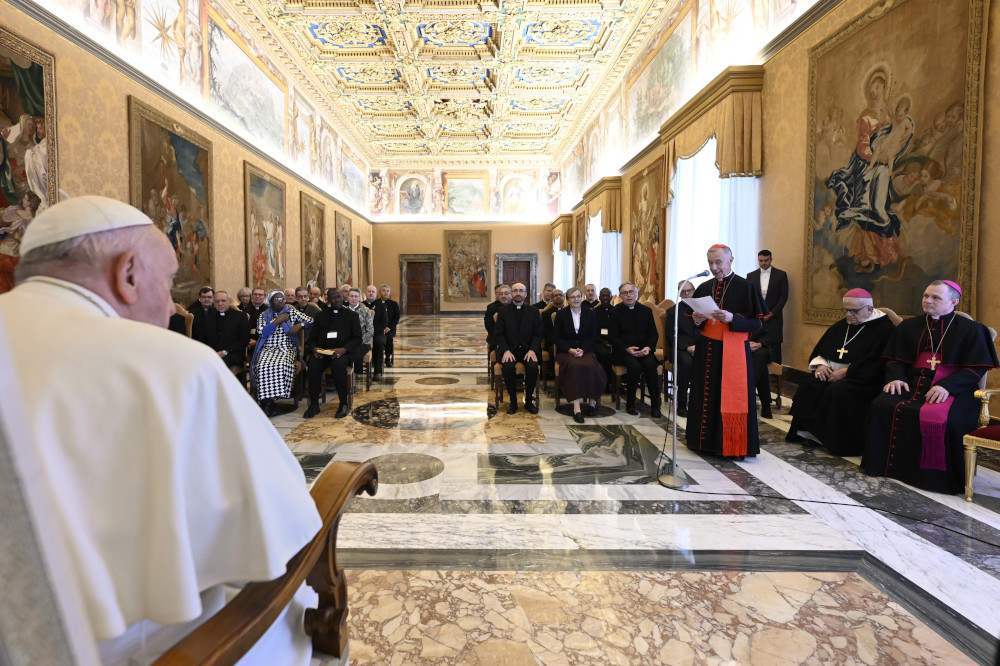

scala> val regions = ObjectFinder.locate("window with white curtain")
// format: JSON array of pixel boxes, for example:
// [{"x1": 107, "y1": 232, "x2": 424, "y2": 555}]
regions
[
  {"x1": 552, "y1": 238, "x2": 573, "y2": 290},
  {"x1": 665, "y1": 137, "x2": 759, "y2": 299},
  {"x1": 600, "y1": 229, "x2": 622, "y2": 291},
  {"x1": 585, "y1": 212, "x2": 603, "y2": 287}
]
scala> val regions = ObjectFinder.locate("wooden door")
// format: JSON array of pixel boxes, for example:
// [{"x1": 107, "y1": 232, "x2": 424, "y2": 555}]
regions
[
  {"x1": 502, "y1": 261, "x2": 530, "y2": 288},
  {"x1": 405, "y1": 261, "x2": 435, "y2": 314}
]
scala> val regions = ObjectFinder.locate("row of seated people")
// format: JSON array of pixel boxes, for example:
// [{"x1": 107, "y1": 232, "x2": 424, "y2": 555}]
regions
[
  {"x1": 785, "y1": 282, "x2": 998, "y2": 496},
  {"x1": 485, "y1": 281, "x2": 665, "y2": 421},
  {"x1": 171, "y1": 284, "x2": 400, "y2": 417}
]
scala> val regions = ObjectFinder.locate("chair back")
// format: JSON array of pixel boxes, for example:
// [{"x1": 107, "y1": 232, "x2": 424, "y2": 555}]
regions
[
  {"x1": 956, "y1": 311, "x2": 997, "y2": 390},
  {"x1": 877, "y1": 307, "x2": 903, "y2": 326},
  {"x1": 659, "y1": 299, "x2": 675, "y2": 311},
  {"x1": 176, "y1": 303, "x2": 194, "y2": 337},
  {"x1": 649, "y1": 302, "x2": 667, "y2": 354}
]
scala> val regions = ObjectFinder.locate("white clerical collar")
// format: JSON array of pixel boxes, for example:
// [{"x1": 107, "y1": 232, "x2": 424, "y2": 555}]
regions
[
  {"x1": 25, "y1": 276, "x2": 118, "y2": 317},
  {"x1": 761, "y1": 267, "x2": 771, "y2": 275},
  {"x1": 716, "y1": 271, "x2": 733, "y2": 281}
]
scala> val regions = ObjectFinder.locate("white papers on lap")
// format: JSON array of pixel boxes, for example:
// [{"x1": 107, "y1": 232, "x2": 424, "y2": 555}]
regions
[{"x1": 683, "y1": 296, "x2": 719, "y2": 317}]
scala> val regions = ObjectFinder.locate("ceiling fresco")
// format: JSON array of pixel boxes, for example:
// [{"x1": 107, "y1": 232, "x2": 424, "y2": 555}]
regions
[{"x1": 247, "y1": 0, "x2": 679, "y2": 168}]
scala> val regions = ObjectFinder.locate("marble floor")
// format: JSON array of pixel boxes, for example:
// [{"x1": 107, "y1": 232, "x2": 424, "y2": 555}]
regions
[{"x1": 273, "y1": 315, "x2": 1000, "y2": 665}]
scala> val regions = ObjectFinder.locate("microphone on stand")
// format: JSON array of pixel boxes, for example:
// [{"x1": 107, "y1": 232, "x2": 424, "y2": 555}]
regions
[{"x1": 658, "y1": 270, "x2": 708, "y2": 489}]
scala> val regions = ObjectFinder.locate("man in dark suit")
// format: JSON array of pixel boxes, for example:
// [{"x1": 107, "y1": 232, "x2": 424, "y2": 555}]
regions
[
  {"x1": 203, "y1": 291, "x2": 250, "y2": 376},
  {"x1": 363, "y1": 284, "x2": 388, "y2": 379},
  {"x1": 188, "y1": 286, "x2": 214, "y2": 343},
  {"x1": 379, "y1": 284, "x2": 401, "y2": 367},
  {"x1": 746, "y1": 249, "x2": 788, "y2": 365},
  {"x1": 244, "y1": 287, "x2": 269, "y2": 352},
  {"x1": 304, "y1": 288, "x2": 362, "y2": 419},
  {"x1": 541, "y1": 289, "x2": 565, "y2": 349},
  {"x1": 582, "y1": 284, "x2": 600, "y2": 308},
  {"x1": 485, "y1": 284, "x2": 511, "y2": 350},
  {"x1": 664, "y1": 280, "x2": 697, "y2": 417},
  {"x1": 612, "y1": 282, "x2": 662, "y2": 417},
  {"x1": 533, "y1": 282, "x2": 555, "y2": 309},
  {"x1": 593, "y1": 287, "x2": 615, "y2": 389},
  {"x1": 495, "y1": 282, "x2": 542, "y2": 415}
]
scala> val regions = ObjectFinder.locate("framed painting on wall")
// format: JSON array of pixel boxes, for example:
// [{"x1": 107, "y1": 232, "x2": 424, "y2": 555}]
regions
[
  {"x1": 443, "y1": 173, "x2": 487, "y2": 216},
  {"x1": 129, "y1": 96, "x2": 213, "y2": 305},
  {"x1": 444, "y1": 230, "x2": 490, "y2": 302},
  {"x1": 244, "y1": 162, "x2": 286, "y2": 294},
  {"x1": 300, "y1": 193, "x2": 325, "y2": 290},
  {"x1": 335, "y1": 211, "x2": 352, "y2": 286},
  {"x1": 630, "y1": 157, "x2": 665, "y2": 303},
  {"x1": 804, "y1": 0, "x2": 987, "y2": 322},
  {"x1": 0, "y1": 26, "x2": 58, "y2": 293}
]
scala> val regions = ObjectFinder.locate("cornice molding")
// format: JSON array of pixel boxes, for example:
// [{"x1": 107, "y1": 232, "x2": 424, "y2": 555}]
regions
[
  {"x1": 658, "y1": 65, "x2": 764, "y2": 144},
  {"x1": 619, "y1": 133, "x2": 664, "y2": 173},
  {"x1": 8, "y1": 0, "x2": 372, "y2": 223},
  {"x1": 757, "y1": 0, "x2": 844, "y2": 62},
  {"x1": 551, "y1": 213, "x2": 574, "y2": 228},
  {"x1": 582, "y1": 175, "x2": 622, "y2": 203}
]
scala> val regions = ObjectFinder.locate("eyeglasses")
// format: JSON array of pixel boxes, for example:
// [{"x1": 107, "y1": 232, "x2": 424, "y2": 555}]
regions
[
  {"x1": 842, "y1": 306, "x2": 869, "y2": 315},
  {"x1": 680, "y1": 289, "x2": 695, "y2": 295},
  {"x1": 620, "y1": 289, "x2": 637, "y2": 296}
]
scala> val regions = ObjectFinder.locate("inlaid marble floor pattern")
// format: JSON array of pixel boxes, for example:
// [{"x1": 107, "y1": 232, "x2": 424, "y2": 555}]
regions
[{"x1": 272, "y1": 315, "x2": 1000, "y2": 665}]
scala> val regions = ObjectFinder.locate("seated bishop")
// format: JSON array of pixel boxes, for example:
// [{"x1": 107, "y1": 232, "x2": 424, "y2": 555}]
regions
[
  {"x1": 862, "y1": 280, "x2": 998, "y2": 494},
  {"x1": 786, "y1": 289, "x2": 895, "y2": 455}
]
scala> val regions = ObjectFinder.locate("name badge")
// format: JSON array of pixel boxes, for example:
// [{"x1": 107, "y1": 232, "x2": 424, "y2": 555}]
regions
[
  {"x1": 251, "y1": 328, "x2": 257, "y2": 335},
  {"x1": 327, "y1": 331, "x2": 338, "y2": 339},
  {"x1": 600, "y1": 328, "x2": 609, "y2": 336}
]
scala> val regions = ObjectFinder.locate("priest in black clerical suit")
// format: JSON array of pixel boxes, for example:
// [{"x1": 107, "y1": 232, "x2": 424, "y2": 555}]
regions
[
  {"x1": 495, "y1": 282, "x2": 542, "y2": 414},
  {"x1": 203, "y1": 294, "x2": 250, "y2": 374},
  {"x1": 593, "y1": 288, "x2": 615, "y2": 389},
  {"x1": 379, "y1": 285, "x2": 401, "y2": 367},
  {"x1": 485, "y1": 284, "x2": 511, "y2": 350},
  {"x1": 304, "y1": 288, "x2": 362, "y2": 419},
  {"x1": 687, "y1": 245, "x2": 767, "y2": 458},
  {"x1": 862, "y1": 281, "x2": 998, "y2": 494},
  {"x1": 611, "y1": 282, "x2": 662, "y2": 417},
  {"x1": 665, "y1": 281, "x2": 697, "y2": 416},
  {"x1": 787, "y1": 289, "x2": 896, "y2": 455},
  {"x1": 363, "y1": 286, "x2": 388, "y2": 378}
]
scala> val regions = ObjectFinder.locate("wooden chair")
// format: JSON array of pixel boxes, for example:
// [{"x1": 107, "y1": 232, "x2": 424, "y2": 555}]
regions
[
  {"x1": 539, "y1": 303, "x2": 556, "y2": 392},
  {"x1": 319, "y1": 363, "x2": 356, "y2": 411},
  {"x1": 176, "y1": 303, "x2": 194, "y2": 338},
  {"x1": 291, "y1": 329, "x2": 307, "y2": 407},
  {"x1": 492, "y1": 358, "x2": 541, "y2": 411},
  {"x1": 361, "y1": 350, "x2": 373, "y2": 391},
  {"x1": 768, "y1": 363, "x2": 784, "y2": 410}
]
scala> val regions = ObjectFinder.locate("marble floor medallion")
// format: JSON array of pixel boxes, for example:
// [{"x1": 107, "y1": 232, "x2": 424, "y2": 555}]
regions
[
  {"x1": 353, "y1": 394, "x2": 486, "y2": 430},
  {"x1": 367, "y1": 453, "x2": 445, "y2": 484},
  {"x1": 414, "y1": 376, "x2": 461, "y2": 385}
]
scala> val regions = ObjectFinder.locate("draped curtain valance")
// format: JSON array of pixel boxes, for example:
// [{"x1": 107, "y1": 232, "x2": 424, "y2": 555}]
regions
[
  {"x1": 582, "y1": 176, "x2": 623, "y2": 233},
  {"x1": 551, "y1": 213, "x2": 573, "y2": 252}
]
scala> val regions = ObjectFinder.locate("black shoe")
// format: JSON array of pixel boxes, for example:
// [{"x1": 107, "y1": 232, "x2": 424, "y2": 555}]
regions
[
  {"x1": 625, "y1": 403, "x2": 639, "y2": 416},
  {"x1": 373, "y1": 372, "x2": 383, "y2": 380},
  {"x1": 262, "y1": 400, "x2": 275, "y2": 417},
  {"x1": 335, "y1": 403, "x2": 350, "y2": 419},
  {"x1": 677, "y1": 407, "x2": 688, "y2": 418},
  {"x1": 303, "y1": 404, "x2": 320, "y2": 419},
  {"x1": 651, "y1": 406, "x2": 662, "y2": 418},
  {"x1": 507, "y1": 403, "x2": 518, "y2": 415},
  {"x1": 524, "y1": 402, "x2": 539, "y2": 415},
  {"x1": 585, "y1": 405, "x2": 598, "y2": 417},
  {"x1": 760, "y1": 406, "x2": 773, "y2": 419},
  {"x1": 385, "y1": 361, "x2": 394, "y2": 368},
  {"x1": 784, "y1": 431, "x2": 802, "y2": 443},
  {"x1": 573, "y1": 411, "x2": 585, "y2": 423}
]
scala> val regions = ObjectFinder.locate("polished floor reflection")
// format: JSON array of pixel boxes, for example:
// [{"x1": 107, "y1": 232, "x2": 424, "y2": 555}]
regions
[{"x1": 276, "y1": 315, "x2": 1000, "y2": 664}]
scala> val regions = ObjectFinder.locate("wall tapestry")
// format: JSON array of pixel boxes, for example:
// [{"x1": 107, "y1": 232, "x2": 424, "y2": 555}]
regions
[
  {"x1": 444, "y1": 230, "x2": 490, "y2": 302},
  {"x1": 335, "y1": 211, "x2": 352, "y2": 286},
  {"x1": 804, "y1": 0, "x2": 986, "y2": 321},
  {"x1": 630, "y1": 157, "x2": 665, "y2": 303},
  {"x1": 300, "y1": 192, "x2": 325, "y2": 290},
  {"x1": 244, "y1": 162, "x2": 286, "y2": 293},
  {"x1": 129, "y1": 96, "x2": 212, "y2": 305},
  {"x1": 575, "y1": 211, "x2": 587, "y2": 289},
  {"x1": 0, "y1": 26, "x2": 57, "y2": 293}
]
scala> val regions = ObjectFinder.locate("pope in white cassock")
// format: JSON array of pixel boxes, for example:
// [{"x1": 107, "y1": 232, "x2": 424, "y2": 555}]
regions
[{"x1": 0, "y1": 196, "x2": 321, "y2": 664}]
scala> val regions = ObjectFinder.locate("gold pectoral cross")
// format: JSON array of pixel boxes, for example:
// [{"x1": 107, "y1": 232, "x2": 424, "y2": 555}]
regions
[
  {"x1": 836, "y1": 347, "x2": 848, "y2": 359},
  {"x1": 927, "y1": 355, "x2": 940, "y2": 370}
]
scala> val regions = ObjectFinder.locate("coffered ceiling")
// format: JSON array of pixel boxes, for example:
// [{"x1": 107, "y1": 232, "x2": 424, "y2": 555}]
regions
[{"x1": 239, "y1": 0, "x2": 678, "y2": 168}]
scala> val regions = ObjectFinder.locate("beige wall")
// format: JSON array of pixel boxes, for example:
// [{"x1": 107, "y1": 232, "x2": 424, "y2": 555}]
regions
[
  {"x1": 758, "y1": 0, "x2": 1000, "y2": 371},
  {"x1": 372, "y1": 223, "x2": 553, "y2": 312},
  {"x1": 2, "y1": 3, "x2": 369, "y2": 296}
]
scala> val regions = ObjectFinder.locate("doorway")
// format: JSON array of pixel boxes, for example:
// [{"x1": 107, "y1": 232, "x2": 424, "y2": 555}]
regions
[
  {"x1": 399, "y1": 254, "x2": 441, "y2": 314},
  {"x1": 495, "y1": 253, "x2": 538, "y2": 303}
]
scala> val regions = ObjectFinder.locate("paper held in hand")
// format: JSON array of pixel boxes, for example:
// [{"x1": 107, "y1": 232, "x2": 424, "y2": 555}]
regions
[{"x1": 683, "y1": 296, "x2": 720, "y2": 318}]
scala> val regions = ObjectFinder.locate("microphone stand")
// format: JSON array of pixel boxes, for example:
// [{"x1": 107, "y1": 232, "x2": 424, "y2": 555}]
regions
[{"x1": 658, "y1": 270, "x2": 708, "y2": 489}]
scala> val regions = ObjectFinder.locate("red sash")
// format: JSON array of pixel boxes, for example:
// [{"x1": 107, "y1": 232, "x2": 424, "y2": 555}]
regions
[
  {"x1": 915, "y1": 351, "x2": 957, "y2": 471},
  {"x1": 701, "y1": 319, "x2": 750, "y2": 456}
]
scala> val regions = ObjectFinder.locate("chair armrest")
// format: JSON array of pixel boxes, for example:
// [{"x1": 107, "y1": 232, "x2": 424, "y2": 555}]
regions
[
  {"x1": 974, "y1": 388, "x2": 1000, "y2": 428},
  {"x1": 153, "y1": 461, "x2": 378, "y2": 666}
]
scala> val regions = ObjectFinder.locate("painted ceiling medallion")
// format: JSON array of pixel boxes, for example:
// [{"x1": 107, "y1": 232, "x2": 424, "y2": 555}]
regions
[
  {"x1": 417, "y1": 21, "x2": 492, "y2": 47},
  {"x1": 308, "y1": 22, "x2": 386, "y2": 49},
  {"x1": 523, "y1": 20, "x2": 600, "y2": 46}
]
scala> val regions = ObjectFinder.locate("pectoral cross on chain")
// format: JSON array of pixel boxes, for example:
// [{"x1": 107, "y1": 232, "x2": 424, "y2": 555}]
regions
[
  {"x1": 836, "y1": 347, "x2": 848, "y2": 360},
  {"x1": 927, "y1": 355, "x2": 941, "y2": 370}
]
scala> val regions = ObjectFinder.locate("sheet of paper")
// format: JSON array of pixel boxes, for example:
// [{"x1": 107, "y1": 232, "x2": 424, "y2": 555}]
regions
[{"x1": 683, "y1": 296, "x2": 720, "y2": 317}]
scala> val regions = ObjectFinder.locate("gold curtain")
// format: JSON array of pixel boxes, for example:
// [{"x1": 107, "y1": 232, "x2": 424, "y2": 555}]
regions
[
  {"x1": 551, "y1": 214, "x2": 572, "y2": 252},
  {"x1": 582, "y1": 177, "x2": 623, "y2": 233}
]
